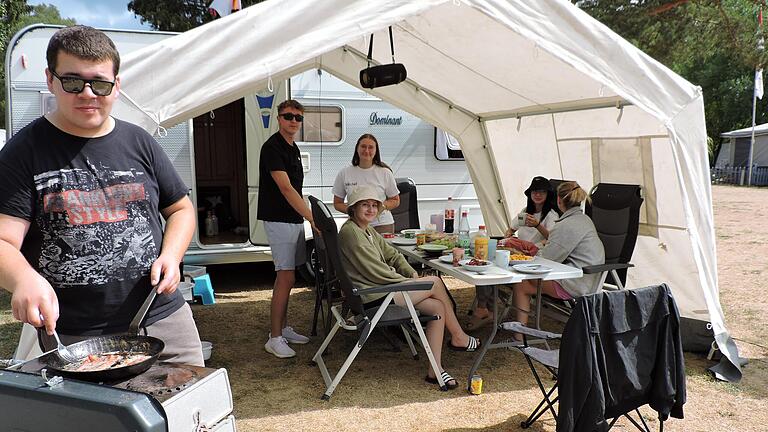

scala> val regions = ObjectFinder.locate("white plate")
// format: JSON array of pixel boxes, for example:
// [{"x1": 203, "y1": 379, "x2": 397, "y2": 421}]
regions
[
  {"x1": 459, "y1": 259, "x2": 494, "y2": 273},
  {"x1": 391, "y1": 237, "x2": 417, "y2": 245},
  {"x1": 400, "y1": 229, "x2": 424, "y2": 236},
  {"x1": 512, "y1": 263, "x2": 552, "y2": 274},
  {"x1": 438, "y1": 254, "x2": 454, "y2": 264}
]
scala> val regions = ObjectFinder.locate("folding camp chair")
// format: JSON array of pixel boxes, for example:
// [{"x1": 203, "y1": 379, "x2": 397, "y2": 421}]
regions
[
  {"x1": 391, "y1": 177, "x2": 419, "y2": 231},
  {"x1": 309, "y1": 196, "x2": 447, "y2": 400},
  {"x1": 309, "y1": 225, "x2": 343, "y2": 337},
  {"x1": 502, "y1": 284, "x2": 686, "y2": 431},
  {"x1": 584, "y1": 182, "x2": 643, "y2": 290},
  {"x1": 536, "y1": 182, "x2": 643, "y2": 323}
]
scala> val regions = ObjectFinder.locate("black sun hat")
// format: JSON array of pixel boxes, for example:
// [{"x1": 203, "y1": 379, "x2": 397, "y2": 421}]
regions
[{"x1": 524, "y1": 176, "x2": 552, "y2": 197}]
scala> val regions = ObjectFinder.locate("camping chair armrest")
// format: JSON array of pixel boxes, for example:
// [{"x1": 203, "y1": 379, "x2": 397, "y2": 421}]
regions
[
  {"x1": 500, "y1": 321, "x2": 561, "y2": 340},
  {"x1": 354, "y1": 280, "x2": 434, "y2": 295},
  {"x1": 582, "y1": 262, "x2": 634, "y2": 275}
]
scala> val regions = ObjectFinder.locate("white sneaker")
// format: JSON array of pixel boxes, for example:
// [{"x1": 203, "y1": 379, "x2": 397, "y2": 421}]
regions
[
  {"x1": 281, "y1": 326, "x2": 310, "y2": 344},
  {"x1": 264, "y1": 336, "x2": 296, "y2": 358}
]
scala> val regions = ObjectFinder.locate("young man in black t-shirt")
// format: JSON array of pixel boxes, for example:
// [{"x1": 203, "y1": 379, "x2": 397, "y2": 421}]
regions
[
  {"x1": 258, "y1": 99, "x2": 316, "y2": 358},
  {"x1": 0, "y1": 26, "x2": 203, "y2": 365}
]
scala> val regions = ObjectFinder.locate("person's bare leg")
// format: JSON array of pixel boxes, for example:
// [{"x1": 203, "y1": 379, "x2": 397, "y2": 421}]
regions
[
  {"x1": 513, "y1": 280, "x2": 536, "y2": 325},
  {"x1": 394, "y1": 294, "x2": 449, "y2": 381},
  {"x1": 271, "y1": 269, "x2": 295, "y2": 337},
  {"x1": 513, "y1": 280, "x2": 559, "y2": 325},
  {"x1": 406, "y1": 276, "x2": 470, "y2": 347}
]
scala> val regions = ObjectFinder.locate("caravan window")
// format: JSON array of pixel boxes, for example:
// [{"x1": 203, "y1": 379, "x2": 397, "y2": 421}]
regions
[
  {"x1": 297, "y1": 105, "x2": 343, "y2": 144},
  {"x1": 434, "y1": 128, "x2": 464, "y2": 160}
]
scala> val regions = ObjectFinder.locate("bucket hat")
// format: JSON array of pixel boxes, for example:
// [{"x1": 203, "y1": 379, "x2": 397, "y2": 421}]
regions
[
  {"x1": 347, "y1": 185, "x2": 384, "y2": 216},
  {"x1": 524, "y1": 176, "x2": 552, "y2": 197}
]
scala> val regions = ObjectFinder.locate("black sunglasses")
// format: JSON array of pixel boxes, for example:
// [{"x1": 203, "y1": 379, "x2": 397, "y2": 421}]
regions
[
  {"x1": 279, "y1": 113, "x2": 304, "y2": 122},
  {"x1": 50, "y1": 70, "x2": 116, "y2": 96}
]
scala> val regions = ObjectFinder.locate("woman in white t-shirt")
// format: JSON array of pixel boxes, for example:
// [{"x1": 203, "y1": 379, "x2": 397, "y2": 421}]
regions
[
  {"x1": 468, "y1": 176, "x2": 558, "y2": 330},
  {"x1": 333, "y1": 134, "x2": 400, "y2": 234},
  {"x1": 505, "y1": 176, "x2": 558, "y2": 247}
]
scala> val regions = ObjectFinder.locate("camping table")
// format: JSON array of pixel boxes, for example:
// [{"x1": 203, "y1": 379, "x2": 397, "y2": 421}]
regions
[{"x1": 388, "y1": 241, "x2": 582, "y2": 390}]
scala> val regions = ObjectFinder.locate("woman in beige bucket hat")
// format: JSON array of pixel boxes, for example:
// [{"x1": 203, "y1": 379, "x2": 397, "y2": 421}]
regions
[{"x1": 336, "y1": 185, "x2": 480, "y2": 389}]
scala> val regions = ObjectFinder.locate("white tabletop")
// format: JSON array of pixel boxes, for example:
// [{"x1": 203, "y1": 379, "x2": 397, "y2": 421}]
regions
[{"x1": 389, "y1": 242, "x2": 582, "y2": 286}]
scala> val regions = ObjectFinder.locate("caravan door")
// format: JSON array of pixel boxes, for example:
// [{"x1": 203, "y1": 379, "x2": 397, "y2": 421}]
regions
[{"x1": 246, "y1": 83, "x2": 288, "y2": 245}]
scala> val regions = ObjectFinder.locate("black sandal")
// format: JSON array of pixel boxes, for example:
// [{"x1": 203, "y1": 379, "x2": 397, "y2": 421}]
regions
[
  {"x1": 425, "y1": 370, "x2": 458, "y2": 390},
  {"x1": 448, "y1": 336, "x2": 481, "y2": 352}
]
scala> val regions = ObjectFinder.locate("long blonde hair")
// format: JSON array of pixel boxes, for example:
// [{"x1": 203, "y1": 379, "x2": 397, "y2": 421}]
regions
[{"x1": 557, "y1": 181, "x2": 589, "y2": 209}]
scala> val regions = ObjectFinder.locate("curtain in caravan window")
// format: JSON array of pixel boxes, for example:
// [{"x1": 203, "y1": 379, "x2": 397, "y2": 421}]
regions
[{"x1": 435, "y1": 128, "x2": 463, "y2": 160}]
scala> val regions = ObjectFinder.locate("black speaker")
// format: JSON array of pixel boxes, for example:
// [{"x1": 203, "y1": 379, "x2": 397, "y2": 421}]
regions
[{"x1": 359, "y1": 63, "x2": 407, "y2": 89}]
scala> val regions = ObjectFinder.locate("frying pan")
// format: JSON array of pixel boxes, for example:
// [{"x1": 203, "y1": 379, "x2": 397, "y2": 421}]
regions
[{"x1": 41, "y1": 287, "x2": 165, "y2": 382}]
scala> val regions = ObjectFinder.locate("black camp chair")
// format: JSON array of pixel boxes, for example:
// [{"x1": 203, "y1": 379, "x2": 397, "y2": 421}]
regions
[
  {"x1": 309, "y1": 220, "x2": 343, "y2": 337},
  {"x1": 308, "y1": 196, "x2": 446, "y2": 400},
  {"x1": 535, "y1": 182, "x2": 643, "y2": 323},
  {"x1": 392, "y1": 177, "x2": 419, "y2": 232},
  {"x1": 502, "y1": 284, "x2": 686, "y2": 431},
  {"x1": 584, "y1": 182, "x2": 643, "y2": 290}
]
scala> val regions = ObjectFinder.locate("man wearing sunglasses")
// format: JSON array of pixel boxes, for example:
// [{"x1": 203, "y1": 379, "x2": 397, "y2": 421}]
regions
[
  {"x1": 258, "y1": 99, "x2": 316, "y2": 358},
  {"x1": 0, "y1": 26, "x2": 203, "y2": 366}
]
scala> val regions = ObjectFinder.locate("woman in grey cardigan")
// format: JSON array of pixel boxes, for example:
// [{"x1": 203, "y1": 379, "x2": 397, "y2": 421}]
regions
[
  {"x1": 513, "y1": 181, "x2": 605, "y2": 327},
  {"x1": 337, "y1": 186, "x2": 479, "y2": 389}
]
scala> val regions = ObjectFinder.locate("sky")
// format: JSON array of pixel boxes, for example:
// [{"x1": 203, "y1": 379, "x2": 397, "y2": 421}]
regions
[{"x1": 28, "y1": 0, "x2": 152, "y2": 30}]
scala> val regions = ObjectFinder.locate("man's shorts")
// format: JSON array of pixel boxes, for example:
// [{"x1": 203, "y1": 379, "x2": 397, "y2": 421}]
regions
[{"x1": 264, "y1": 221, "x2": 306, "y2": 271}]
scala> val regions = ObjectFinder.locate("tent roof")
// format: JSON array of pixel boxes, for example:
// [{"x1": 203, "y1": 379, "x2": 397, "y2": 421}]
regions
[
  {"x1": 720, "y1": 123, "x2": 768, "y2": 138},
  {"x1": 116, "y1": 0, "x2": 699, "y2": 132}
]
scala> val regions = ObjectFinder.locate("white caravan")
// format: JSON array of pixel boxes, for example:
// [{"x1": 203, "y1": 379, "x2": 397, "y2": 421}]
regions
[{"x1": 5, "y1": 25, "x2": 478, "y2": 275}]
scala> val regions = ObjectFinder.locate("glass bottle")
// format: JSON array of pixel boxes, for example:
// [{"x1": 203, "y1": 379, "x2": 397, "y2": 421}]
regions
[{"x1": 444, "y1": 196, "x2": 456, "y2": 233}]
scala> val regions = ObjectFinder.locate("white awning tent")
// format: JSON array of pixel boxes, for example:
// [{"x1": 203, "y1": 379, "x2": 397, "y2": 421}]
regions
[{"x1": 114, "y1": 0, "x2": 741, "y2": 380}]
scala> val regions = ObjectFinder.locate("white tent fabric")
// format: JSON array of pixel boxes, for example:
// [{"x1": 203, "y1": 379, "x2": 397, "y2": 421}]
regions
[{"x1": 114, "y1": 0, "x2": 740, "y2": 380}]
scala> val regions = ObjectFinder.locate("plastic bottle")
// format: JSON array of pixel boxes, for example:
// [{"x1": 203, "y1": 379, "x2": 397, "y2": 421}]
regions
[
  {"x1": 444, "y1": 196, "x2": 456, "y2": 233},
  {"x1": 474, "y1": 225, "x2": 489, "y2": 260},
  {"x1": 205, "y1": 210, "x2": 219, "y2": 237},
  {"x1": 458, "y1": 210, "x2": 471, "y2": 254}
]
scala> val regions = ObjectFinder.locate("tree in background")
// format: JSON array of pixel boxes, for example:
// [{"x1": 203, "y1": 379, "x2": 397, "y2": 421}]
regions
[
  {"x1": 0, "y1": 1, "x2": 75, "y2": 130},
  {"x1": 128, "y1": 0, "x2": 264, "y2": 32},
  {"x1": 576, "y1": 0, "x2": 767, "y2": 162}
]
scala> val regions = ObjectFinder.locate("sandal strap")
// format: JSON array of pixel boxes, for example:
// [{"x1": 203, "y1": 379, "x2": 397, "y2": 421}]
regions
[
  {"x1": 440, "y1": 371, "x2": 456, "y2": 383},
  {"x1": 467, "y1": 336, "x2": 479, "y2": 351}
]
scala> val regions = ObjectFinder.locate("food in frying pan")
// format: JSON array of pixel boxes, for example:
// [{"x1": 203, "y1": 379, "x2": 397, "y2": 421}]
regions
[{"x1": 62, "y1": 352, "x2": 151, "y2": 372}]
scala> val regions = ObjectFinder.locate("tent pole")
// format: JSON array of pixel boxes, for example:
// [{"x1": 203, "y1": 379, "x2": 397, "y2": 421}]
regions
[{"x1": 749, "y1": 92, "x2": 757, "y2": 186}]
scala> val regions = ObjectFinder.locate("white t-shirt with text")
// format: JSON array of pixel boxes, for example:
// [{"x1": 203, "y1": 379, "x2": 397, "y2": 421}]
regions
[{"x1": 333, "y1": 165, "x2": 399, "y2": 226}]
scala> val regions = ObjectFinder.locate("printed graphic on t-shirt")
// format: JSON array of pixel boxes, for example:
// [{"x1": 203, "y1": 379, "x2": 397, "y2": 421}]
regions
[{"x1": 33, "y1": 160, "x2": 158, "y2": 286}]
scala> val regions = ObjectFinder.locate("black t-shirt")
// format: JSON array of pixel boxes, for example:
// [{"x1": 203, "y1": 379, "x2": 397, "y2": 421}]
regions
[
  {"x1": 0, "y1": 117, "x2": 187, "y2": 335},
  {"x1": 257, "y1": 132, "x2": 304, "y2": 223}
]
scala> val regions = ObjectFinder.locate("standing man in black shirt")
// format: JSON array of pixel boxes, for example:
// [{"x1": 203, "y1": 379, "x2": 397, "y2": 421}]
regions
[
  {"x1": 0, "y1": 26, "x2": 203, "y2": 365},
  {"x1": 258, "y1": 99, "x2": 316, "y2": 358}
]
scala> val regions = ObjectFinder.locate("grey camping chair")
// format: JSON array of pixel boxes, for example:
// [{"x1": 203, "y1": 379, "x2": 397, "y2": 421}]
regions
[
  {"x1": 502, "y1": 284, "x2": 686, "y2": 431},
  {"x1": 308, "y1": 196, "x2": 447, "y2": 400},
  {"x1": 391, "y1": 177, "x2": 419, "y2": 232}
]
